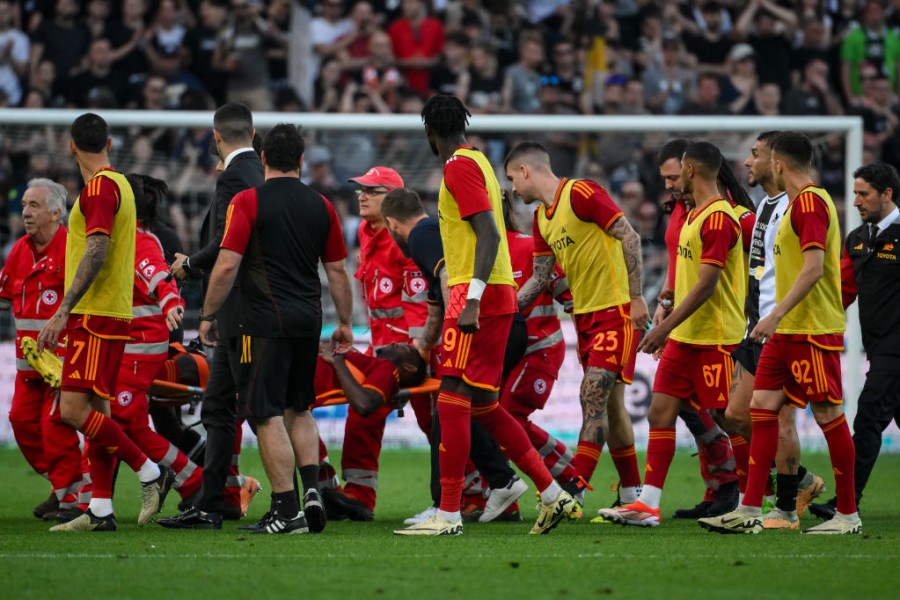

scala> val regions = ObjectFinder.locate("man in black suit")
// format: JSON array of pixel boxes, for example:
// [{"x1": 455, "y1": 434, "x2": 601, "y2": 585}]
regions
[{"x1": 159, "y1": 103, "x2": 264, "y2": 529}]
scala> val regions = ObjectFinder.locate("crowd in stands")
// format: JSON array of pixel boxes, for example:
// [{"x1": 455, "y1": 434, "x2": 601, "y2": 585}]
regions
[{"x1": 0, "y1": 0, "x2": 896, "y2": 328}]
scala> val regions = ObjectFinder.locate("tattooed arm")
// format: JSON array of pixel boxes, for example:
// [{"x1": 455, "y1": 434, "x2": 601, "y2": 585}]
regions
[
  {"x1": 607, "y1": 216, "x2": 650, "y2": 329},
  {"x1": 37, "y1": 234, "x2": 109, "y2": 351},
  {"x1": 517, "y1": 253, "x2": 556, "y2": 310}
]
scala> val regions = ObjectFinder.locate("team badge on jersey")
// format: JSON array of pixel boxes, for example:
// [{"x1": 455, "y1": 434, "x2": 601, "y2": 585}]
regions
[
  {"x1": 41, "y1": 290, "x2": 58, "y2": 306},
  {"x1": 117, "y1": 391, "x2": 133, "y2": 407},
  {"x1": 534, "y1": 378, "x2": 547, "y2": 395},
  {"x1": 379, "y1": 277, "x2": 394, "y2": 294}
]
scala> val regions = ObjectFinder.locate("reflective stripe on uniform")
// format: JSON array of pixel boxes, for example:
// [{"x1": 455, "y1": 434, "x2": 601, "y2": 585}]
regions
[
  {"x1": 148, "y1": 271, "x2": 168, "y2": 293},
  {"x1": 123, "y1": 341, "x2": 169, "y2": 355},
  {"x1": 132, "y1": 304, "x2": 162, "y2": 318},
  {"x1": 175, "y1": 462, "x2": 197, "y2": 488},
  {"x1": 161, "y1": 444, "x2": 180, "y2": 466},
  {"x1": 527, "y1": 304, "x2": 558, "y2": 318},
  {"x1": 525, "y1": 329, "x2": 564, "y2": 355},
  {"x1": 159, "y1": 293, "x2": 179, "y2": 308},
  {"x1": 369, "y1": 307, "x2": 404, "y2": 320},
  {"x1": 15, "y1": 317, "x2": 49, "y2": 330},
  {"x1": 343, "y1": 468, "x2": 378, "y2": 490},
  {"x1": 408, "y1": 326, "x2": 425, "y2": 339},
  {"x1": 402, "y1": 291, "x2": 428, "y2": 303},
  {"x1": 16, "y1": 358, "x2": 35, "y2": 371}
]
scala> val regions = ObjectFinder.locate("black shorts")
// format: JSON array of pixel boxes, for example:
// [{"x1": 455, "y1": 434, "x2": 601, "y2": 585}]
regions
[
  {"x1": 228, "y1": 335, "x2": 318, "y2": 419},
  {"x1": 731, "y1": 337, "x2": 763, "y2": 376}
]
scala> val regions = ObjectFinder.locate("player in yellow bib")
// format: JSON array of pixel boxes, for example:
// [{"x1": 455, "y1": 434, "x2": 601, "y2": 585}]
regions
[
  {"x1": 394, "y1": 95, "x2": 573, "y2": 537},
  {"x1": 600, "y1": 141, "x2": 747, "y2": 527},
  {"x1": 505, "y1": 141, "x2": 649, "y2": 519},
  {"x1": 36, "y1": 113, "x2": 174, "y2": 532},
  {"x1": 701, "y1": 132, "x2": 861, "y2": 535}
]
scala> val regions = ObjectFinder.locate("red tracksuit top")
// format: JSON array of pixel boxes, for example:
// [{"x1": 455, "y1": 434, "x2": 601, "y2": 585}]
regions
[
  {"x1": 125, "y1": 227, "x2": 183, "y2": 359},
  {"x1": 0, "y1": 226, "x2": 67, "y2": 377},
  {"x1": 506, "y1": 230, "x2": 572, "y2": 357},
  {"x1": 356, "y1": 220, "x2": 428, "y2": 349}
]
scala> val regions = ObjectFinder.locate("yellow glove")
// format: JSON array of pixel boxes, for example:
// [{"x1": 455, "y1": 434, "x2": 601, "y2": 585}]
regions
[{"x1": 20, "y1": 336, "x2": 63, "y2": 388}]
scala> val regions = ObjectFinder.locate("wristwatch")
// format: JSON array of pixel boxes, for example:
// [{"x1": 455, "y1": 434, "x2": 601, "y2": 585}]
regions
[
  {"x1": 182, "y1": 256, "x2": 195, "y2": 278},
  {"x1": 199, "y1": 310, "x2": 216, "y2": 322}
]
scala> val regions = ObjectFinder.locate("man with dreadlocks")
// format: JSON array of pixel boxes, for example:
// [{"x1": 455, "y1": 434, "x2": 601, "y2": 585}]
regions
[{"x1": 395, "y1": 94, "x2": 574, "y2": 536}]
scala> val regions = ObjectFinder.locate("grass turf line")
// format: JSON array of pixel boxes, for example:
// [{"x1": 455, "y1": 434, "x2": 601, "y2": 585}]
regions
[{"x1": 0, "y1": 447, "x2": 897, "y2": 599}]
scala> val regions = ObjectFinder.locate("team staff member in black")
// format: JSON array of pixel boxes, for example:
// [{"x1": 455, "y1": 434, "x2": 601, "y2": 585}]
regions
[
  {"x1": 811, "y1": 163, "x2": 900, "y2": 520},
  {"x1": 195, "y1": 124, "x2": 353, "y2": 534},
  {"x1": 161, "y1": 103, "x2": 264, "y2": 529}
]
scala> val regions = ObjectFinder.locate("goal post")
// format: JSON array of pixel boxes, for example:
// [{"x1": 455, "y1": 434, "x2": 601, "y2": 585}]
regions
[{"x1": 0, "y1": 109, "x2": 866, "y2": 439}]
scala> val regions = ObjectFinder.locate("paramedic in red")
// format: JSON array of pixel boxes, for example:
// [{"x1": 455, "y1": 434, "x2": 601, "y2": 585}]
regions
[
  {"x1": 324, "y1": 166, "x2": 430, "y2": 520},
  {"x1": 201, "y1": 123, "x2": 353, "y2": 534},
  {"x1": 0, "y1": 179, "x2": 82, "y2": 519}
]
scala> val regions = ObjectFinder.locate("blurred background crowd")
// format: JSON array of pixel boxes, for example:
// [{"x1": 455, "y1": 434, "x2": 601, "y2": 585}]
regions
[{"x1": 0, "y1": 0, "x2": 896, "y2": 329}]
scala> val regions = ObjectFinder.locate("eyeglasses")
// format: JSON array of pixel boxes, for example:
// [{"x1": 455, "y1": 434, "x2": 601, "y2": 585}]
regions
[{"x1": 356, "y1": 188, "x2": 390, "y2": 197}]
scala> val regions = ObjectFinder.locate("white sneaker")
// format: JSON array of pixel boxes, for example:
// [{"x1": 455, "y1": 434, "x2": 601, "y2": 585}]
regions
[
  {"x1": 480, "y1": 476, "x2": 528, "y2": 523},
  {"x1": 698, "y1": 508, "x2": 762, "y2": 534},
  {"x1": 403, "y1": 506, "x2": 438, "y2": 526},
  {"x1": 802, "y1": 511, "x2": 862, "y2": 535},
  {"x1": 394, "y1": 512, "x2": 463, "y2": 536},
  {"x1": 762, "y1": 507, "x2": 799, "y2": 530}
]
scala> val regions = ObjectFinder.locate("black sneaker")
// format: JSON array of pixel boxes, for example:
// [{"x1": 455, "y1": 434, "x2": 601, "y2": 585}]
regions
[
  {"x1": 705, "y1": 481, "x2": 739, "y2": 517},
  {"x1": 303, "y1": 489, "x2": 327, "y2": 533},
  {"x1": 33, "y1": 493, "x2": 60, "y2": 519},
  {"x1": 250, "y1": 511, "x2": 310, "y2": 534},
  {"x1": 672, "y1": 500, "x2": 714, "y2": 519},
  {"x1": 237, "y1": 511, "x2": 272, "y2": 531},
  {"x1": 49, "y1": 508, "x2": 117, "y2": 532},
  {"x1": 321, "y1": 488, "x2": 349, "y2": 521},
  {"x1": 321, "y1": 487, "x2": 373, "y2": 521},
  {"x1": 157, "y1": 507, "x2": 223, "y2": 529},
  {"x1": 808, "y1": 496, "x2": 837, "y2": 521}
]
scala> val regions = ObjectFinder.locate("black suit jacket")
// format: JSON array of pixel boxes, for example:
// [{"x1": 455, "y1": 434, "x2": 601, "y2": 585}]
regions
[{"x1": 189, "y1": 149, "x2": 264, "y2": 338}]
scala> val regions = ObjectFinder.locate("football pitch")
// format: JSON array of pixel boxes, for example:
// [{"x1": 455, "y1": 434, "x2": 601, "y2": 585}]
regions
[{"x1": 1, "y1": 446, "x2": 898, "y2": 599}]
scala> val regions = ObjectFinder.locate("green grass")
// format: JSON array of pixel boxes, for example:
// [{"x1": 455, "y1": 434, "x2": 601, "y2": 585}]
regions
[{"x1": 1, "y1": 446, "x2": 898, "y2": 599}]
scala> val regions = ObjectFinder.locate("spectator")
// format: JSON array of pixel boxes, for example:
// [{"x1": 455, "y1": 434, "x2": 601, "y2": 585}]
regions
[
  {"x1": 337, "y1": 1, "x2": 379, "y2": 77},
  {"x1": 310, "y1": 0, "x2": 354, "y2": 81},
  {"x1": 146, "y1": 0, "x2": 187, "y2": 56},
  {"x1": 0, "y1": 0, "x2": 29, "y2": 106},
  {"x1": 544, "y1": 37, "x2": 587, "y2": 114},
  {"x1": 622, "y1": 77, "x2": 649, "y2": 116},
  {"x1": 748, "y1": 81, "x2": 781, "y2": 116},
  {"x1": 501, "y1": 31, "x2": 544, "y2": 114},
  {"x1": 681, "y1": 0, "x2": 734, "y2": 77},
  {"x1": 783, "y1": 58, "x2": 844, "y2": 116},
  {"x1": 106, "y1": 0, "x2": 149, "y2": 77},
  {"x1": 387, "y1": 0, "x2": 444, "y2": 98},
  {"x1": 642, "y1": 34, "x2": 697, "y2": 115},
  {"x1": 841, "y1": 1, "x2": 900, "y2": 105},
  {"x1": 720, "y1": 43, "x2": 757, "y2": 115},
  {"x1": 791, "y1": 17, "x2": 832, "y2": 79},
  {"x1": 214, "y1": 0, "x2": 284, "y2": 111},
  {"x1": 64, "y1": 37, "x2": 131, "y2": 108},
  {"x1": 429, "y1": 30, "x2": 469, "y2": 97},
  {"x1": 265, "y1": 0, "x2": 292, "y2": 90},
  {"x1": 29, "y1": 0, "x2": 89, "y2": 82},
  {"x1": 458, "y1": 40, "x2": 503, "y2": 114},
  {"x1": 314, "y1": 55, "x2": 343, "y2": 112},
  {"x1": 735, "y1": 0, "x2": 796, "y2": 93},
  {"x1": 679, "y1": 72, "x2": 727, "y2": 115},
  {"x1": 445, "y1": 0, "x2": 490, "y2": 34},
  {"x1": 356, "y1": 29, "x2": 402, "y2": 109},
  {"x1": 83, "y1": 0, "x2": 113, "y2": 40},
  {"x1": 795, "y1": 0, "x2": 833, "y2": 50},
  {"x1": 185, "y1": 0, "x2": 229, "y2": 105},
  {"x1": 851, "y1": 68, "x2": 900, "y2": 152}
]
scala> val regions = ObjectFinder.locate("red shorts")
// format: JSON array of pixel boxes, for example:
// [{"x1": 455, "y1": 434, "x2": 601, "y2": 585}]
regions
[
  {"x1": 437, "y1": 313, "x2": 513, "y2": 391},
  {"x1": 499, "y1": 342, "x2": 566, "y2": 414},
  {"x1": 574, "y1": 304, "x2": 639, "y2": 383},
  {"x1": 111, "y1": 355, "x2": 166, "y2": 425},
  {"x1": 61, "y1": 314, "x2": 130, "y2": 400},
  {"x1": 654, "y1": 340, "x2": 737, "y2": 410},
  {"x1": 754, "y1": 333, "x2": 843, "y2": 408}
]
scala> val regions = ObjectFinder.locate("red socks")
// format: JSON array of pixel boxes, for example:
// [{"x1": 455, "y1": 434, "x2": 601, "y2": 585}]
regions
[
  {"x1": 437, "y1": 391, "x2": 471, "y2": 513},
  {"x1": 609, "y1": 444, "x2": 641, "y2": 488},
  {"x1": 822, "y1": 414, "x2": 857, "y2": 515},
  {"x1": 644, "y1": 428, "x2": 676, "y2": 489},
  {"x1": 81, "y1": 410, "x2": 147, "y2": 471},
  {"x1": 744, "y1": 408, "x2": 779, "y2": 507},
  {"x1": 472, "y1": 400, "x2": 554, "y2": 491},
  {"x1": 730, "y1": 434, "x2": 750, "y2": 494},
  {"x1": 572, "y1": 441, "x2": 602, "y2": 483}
]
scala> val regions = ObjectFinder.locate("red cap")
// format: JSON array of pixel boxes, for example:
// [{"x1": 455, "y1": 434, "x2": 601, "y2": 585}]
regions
[{"x1": 348, "y1": 166, "x2": 404, "y2": 190}]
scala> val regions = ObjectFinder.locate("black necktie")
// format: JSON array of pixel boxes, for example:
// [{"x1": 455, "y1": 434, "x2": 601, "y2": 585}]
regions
[{"x1": 869, "y1": 224, "x2": 879, "y2": 248}]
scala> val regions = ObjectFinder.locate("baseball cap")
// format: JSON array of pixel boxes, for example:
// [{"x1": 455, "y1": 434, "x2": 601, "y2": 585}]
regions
[
  {"x1": 728, "y1": 43, "x2": 755, "y2": 63},
  {"x1": 348, "y1": 166, "x2": 404, "y2": 189}
]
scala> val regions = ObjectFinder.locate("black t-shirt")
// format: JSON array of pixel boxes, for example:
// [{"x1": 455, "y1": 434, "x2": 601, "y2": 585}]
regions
[
  {"x1": 221, "y1": 178, "x2": 348, "y2": 337},
  {"x1": 65, "y1": 68, "x2": 132, "y2": 107},
  {"x1": 34, "y1": 20, "x2": 90, "y2": 78},
  {"x1": 407, "y1": 217, "x2": 445, "y2": 310},
  {"x1": 748, "y1": 33, "x2": 793, "y2": 91}
]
